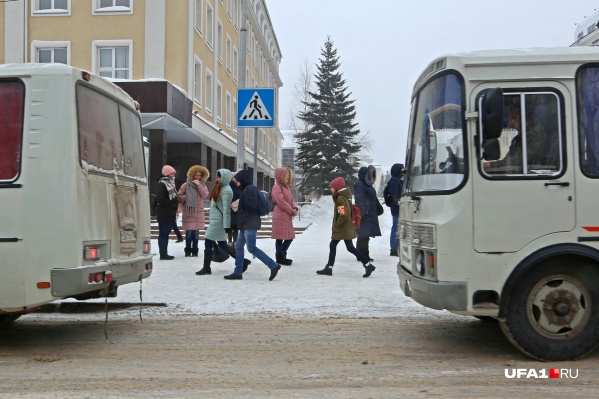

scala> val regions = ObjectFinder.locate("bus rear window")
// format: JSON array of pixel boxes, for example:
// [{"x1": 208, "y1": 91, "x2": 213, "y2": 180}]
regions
[
  {"x1": 0, "y1": 81, "x2": 24, "y2": 182},
  {"x1": 77, "y1": 84, "x2": 146, "y2": 183}
]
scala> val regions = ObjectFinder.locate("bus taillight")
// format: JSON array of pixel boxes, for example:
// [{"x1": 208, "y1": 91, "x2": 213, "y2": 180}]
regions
[
  {"x1": 84, "y1": 246, "x2": 98, "y2": 261},
  {"x1": 143, "y1": 239, "x2": 151, "y2": 255}
]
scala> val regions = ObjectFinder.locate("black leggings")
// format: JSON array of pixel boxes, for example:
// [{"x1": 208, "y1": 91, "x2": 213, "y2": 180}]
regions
[{"x1": 327, "y1": 239, "x2": 369, "y2": 266}]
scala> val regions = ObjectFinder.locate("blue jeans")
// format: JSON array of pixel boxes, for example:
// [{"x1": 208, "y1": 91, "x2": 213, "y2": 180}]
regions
[
  {"x1": 158, "y1": 219, "x2": 175, "y2": 255},
  {"x1": 390, "y1": 214, "x2": 399, "y2": 251},
  {"x1": 234, "y1": 229, "x2": 277, "y2": 275},
  {"x1": 186, "y1": 230, "x2": 199, "y2": 249},
  {"x1": 275, "y1": 239, "x2": 293, "y2": 254},
  {"x1": 327, "y1": 239, "x2": 369, "y2": 266}
]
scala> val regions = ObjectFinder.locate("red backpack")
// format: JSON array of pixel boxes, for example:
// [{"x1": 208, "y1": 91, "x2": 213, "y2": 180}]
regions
[{"x1": 343, "y1": 197, "x2": 361, "y2": 229}]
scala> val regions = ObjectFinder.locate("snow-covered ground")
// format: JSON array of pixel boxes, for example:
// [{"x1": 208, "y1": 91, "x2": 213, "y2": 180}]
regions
[{"x1": 58, "y1": 196, "x2": 449, "y2": 320}]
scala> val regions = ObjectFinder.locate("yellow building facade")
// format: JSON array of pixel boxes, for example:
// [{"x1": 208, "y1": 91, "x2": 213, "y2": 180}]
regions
[{"x1": 2, "y1": 0, "x2": 283, "y2": 191}]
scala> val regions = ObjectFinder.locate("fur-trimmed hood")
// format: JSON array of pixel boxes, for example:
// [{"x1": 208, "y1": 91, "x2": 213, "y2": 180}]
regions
[
  {"x1": 186, "y1": 165, "x2": 210, "y2": 182},
  {"x1": 358, "y1": 165, "x2": 376, "y2": 186},
  {"x1": 275, "y1": 167, "x2": 292, "y2": 186}
]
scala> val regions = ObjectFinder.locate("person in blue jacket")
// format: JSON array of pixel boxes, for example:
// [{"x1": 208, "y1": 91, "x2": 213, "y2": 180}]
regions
[
  {"x1": 354, "y1": 165, "x2": 382, "y2": 261},
  {"x1": 385, "y1": 163, "x2": 404, "y2": 256}
]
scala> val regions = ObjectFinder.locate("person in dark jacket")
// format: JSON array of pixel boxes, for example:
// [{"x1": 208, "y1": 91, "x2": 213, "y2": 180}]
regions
[
  {"x1": 386, "y1": 163, "x2": 404, "y2": 256},
  {"x1": 354, "y1": 165, "x2": 382, "y2": 261},
  {"x1": 223, "y1": 169, "x2": 281, "y2": 281},
  {"x1": 155, "y1": 165, "x2": 180, "y2": 260},
  {"x1": 316, "y1": 177, "x2": 376, "y2": 278}
]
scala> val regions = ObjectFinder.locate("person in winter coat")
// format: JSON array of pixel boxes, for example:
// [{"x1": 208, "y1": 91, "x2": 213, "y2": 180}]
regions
[
  {"x1": 155, "y1": 165, "x2": 180, "y2": 260},
  {"x1": 354, "y1": 165, "x2": 382, "y2": 261},
  {"x1": 224, "y1": 169, "x2": 281, "y2": 281},
  {"x1": 195, "y1": 169, "x2": 251, "y2": 275},
  {"x1": 316, "y1": 177, "x2": 376, "y2": 278},
  {"x1": 270, "y1": 167, "x2": 299, "y2": 266},
  {"x1": 386, "y1": 163, "x2": 404, "y2": 256},
  {"x1": 177, "y1": 165, "x2": 210, "y2": 257},
  {"x1": 228, "y1": 179, "x2": 241, "y2": 245}
]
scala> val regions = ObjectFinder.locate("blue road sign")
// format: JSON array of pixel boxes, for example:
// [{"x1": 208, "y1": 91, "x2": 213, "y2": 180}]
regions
[{"x1": 237, "y1": 88, "x2": 276, "y2": 128}]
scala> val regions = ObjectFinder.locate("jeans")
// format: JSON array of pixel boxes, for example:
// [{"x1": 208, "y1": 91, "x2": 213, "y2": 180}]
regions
[
  {"x1": 275, "y1": 239, "x2": 293, "y2": 254},
  {"x1": 158, "y1": 219, "x2": 174, "y2": 255},
  {"x1": 327, "y1": 239, "x2": 369, "y2": 266},
  {"x1": 390, "y1": 214, "x2": 399, "y2": 252},
  {"x1": 185, "y1": 230, "x2": 199, "y2": 249},
  {"x1": 234, "y1": 229, "x2": 277, "y2": 275}
]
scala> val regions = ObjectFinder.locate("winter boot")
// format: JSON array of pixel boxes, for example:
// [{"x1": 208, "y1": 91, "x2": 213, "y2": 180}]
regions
[
  {"x1": 160, "y1": 253, "x2": 175, "y2": 260},
  {"x1": 316, "y1": 265, "x2": 333, "y2": 276},
  {"x1": 269, "y1": 264, "x2": 281, "y2": 281},
  {"x1": 283, "y1": 251, "x2": 293, "y2": 265},
  {"x1": 363, "y1": 263, "x2": 376, "y2": 278},
  {"x1": 390, "y1": 250, "x2": 399, "y2": 257},
  {"x1": 276, "y1": 253, "x2": 292, "y2": 266},
  {"x1": 184, "y1": 247, "x2": 192, "y2": 257},
  {"x1": 243, "y1": 258, "x2": 251, "y2": 273},
  {"x1": 191, "y1": 248, "x2": 199, "y2": 257},
  {"x1": 224, "y1": 273, "x2": 242, "y2": 280},
  {"x1": 195, "y1": 254, "x2": 212, "y2": 275}
]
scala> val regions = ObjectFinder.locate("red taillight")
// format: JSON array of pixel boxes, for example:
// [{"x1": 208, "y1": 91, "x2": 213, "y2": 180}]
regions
[
  {"x1": 84, "y1": 246, "x2": 99, "y2": 261},
  {"x1": 82, "y1": 71, "x2": 91, "y2": 81},
  {"x1": 143, "y1": 242, "x2": 150, "y2": 253},
  {"x1": 94, "y1": 273, "x2": 103, "y2": 283},
  {"x1": 145, "y1": 262, "x2": 152, "y2": 271},
  {"x1": 105, "y1": 271, "x2": 113, "y2": 283}
]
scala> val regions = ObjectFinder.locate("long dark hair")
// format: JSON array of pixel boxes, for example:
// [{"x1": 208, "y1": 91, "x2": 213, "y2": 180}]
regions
[{"x1": 209, "y1": 171, "x2": 222, "y2": 201}]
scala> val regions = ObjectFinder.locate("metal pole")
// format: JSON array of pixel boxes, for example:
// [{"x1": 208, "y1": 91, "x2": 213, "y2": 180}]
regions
[
  {"x1": 236, "y1": 0, "x2": 248, "y2": 172},
  {"x1": 253, "y1": 127, "x2": 258, "y2": 186}
]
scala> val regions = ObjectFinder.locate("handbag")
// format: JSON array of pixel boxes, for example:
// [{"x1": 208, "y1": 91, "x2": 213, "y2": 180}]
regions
[
  {"x1": 376, "y1": 200, "x2": 384, "y2": 216},
  {"x1": 212, "y1": 245, "x2": 231, "y2": 263}
]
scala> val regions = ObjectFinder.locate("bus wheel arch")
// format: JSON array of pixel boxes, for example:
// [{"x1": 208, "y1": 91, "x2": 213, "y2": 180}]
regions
[{"x1": 498, "y1": 245, "x2": 599, "y2": 361}]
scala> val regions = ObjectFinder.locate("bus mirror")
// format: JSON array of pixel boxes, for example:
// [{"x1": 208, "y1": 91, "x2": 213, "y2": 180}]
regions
[
  {"x1": 481, "y1": 88, "x2": 503, "y2": 139},
  {"x1": 482, "y1": 138, "x2": 500, "y2": 161}
]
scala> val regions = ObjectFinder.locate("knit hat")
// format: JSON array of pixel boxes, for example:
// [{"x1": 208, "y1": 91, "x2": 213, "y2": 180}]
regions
[
  {"x1": 329, "y1": 177, "x2": 345, "y2": 191},
  {"x1": 162, "y1": 165, "x2": 176, "y2": 176}
]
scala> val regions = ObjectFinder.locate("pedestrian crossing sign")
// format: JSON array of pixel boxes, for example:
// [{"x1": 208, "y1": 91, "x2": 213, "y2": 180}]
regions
[{"x1": 237, "y1": 88, "x2": 276, "y2": 127}]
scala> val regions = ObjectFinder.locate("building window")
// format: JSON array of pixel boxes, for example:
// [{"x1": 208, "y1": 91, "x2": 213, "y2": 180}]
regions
[
  {"x1": 226, "y1": 91, "x2": 231, "y2": 128},
  {"x1": 233, "y1": 47, "x2": 238, "y2": 82},
  {"x1": 31, "y1": 41, "x2": 70, "y2": 64},
  {"x1": 93, "y1": 0, "x2": 132, "y2": 14},
  {"x1": 233, "y1": 0, "x2": 239, "y2": 30},
  {"x1": 93, "y1": 40, "x2": 132, "y2": 79},
  {"x1": 226, "y1": 35, "x2": 232, "y2": 73},
  {"x1": 217, "y1": 20, "x2": 223, "y2": 62},
  {"x1": 205, "y1": 69, "x2": 213, "y2": 114},
  {"x1": 32, "y1": 0, "x2": 70, "y2": 15},
  {"x1": 216, "y1": 81, "x2": 222, "y2": 122},
  {"x1": 195, "y1": 0, "x2": 203, "y2": 34},
  {"x1": 233, "y1": 98, "x2": 237, "y2": 132},
  {"x1": 206, "y1": 1, "x2": 214, "y2": 48},
  {"x1": 226, "y1": 0, "x2": 231, "y2": 19},
  {"x1": 194, "y1": 57, "x2": 202, "y2": 106}
]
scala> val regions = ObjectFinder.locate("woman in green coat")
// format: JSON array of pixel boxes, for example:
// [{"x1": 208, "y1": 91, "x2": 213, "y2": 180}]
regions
[
  {"x1": 196, "y1": 169, "x2": 250, "y2": 275},
  {"x1": 316, "y1": 177, "x2": 376, "y2": 278}
]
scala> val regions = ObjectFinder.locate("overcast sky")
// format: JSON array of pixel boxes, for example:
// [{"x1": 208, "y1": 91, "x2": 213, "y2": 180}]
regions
[{"x1": 267, "y1": 1, "x2": 599, "y2": 169}]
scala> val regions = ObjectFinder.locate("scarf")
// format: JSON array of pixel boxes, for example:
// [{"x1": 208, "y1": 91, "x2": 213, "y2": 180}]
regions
[
  {"x1": 185, "y1": 178, "x2": 199, "y2": 215},
  {"x1": 159, "y1": 176, "x2": 177, "y2": 200}
]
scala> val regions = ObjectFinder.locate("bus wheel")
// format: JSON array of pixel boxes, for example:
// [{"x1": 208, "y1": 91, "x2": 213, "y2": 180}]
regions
[
  {"x1": 0, "y1": 314, "x2": 21, "y2": 325},
  {"x1": 499, "y1": 262, "x2": 599, "y2": 361}
]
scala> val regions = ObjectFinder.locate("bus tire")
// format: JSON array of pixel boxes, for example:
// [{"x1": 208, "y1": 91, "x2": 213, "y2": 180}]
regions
[
  {"x1": 0, "y1": 314, "x2": 21, "y2": 325},
  {"x1": 499, "y1": 261, "x2": 599, "y2": 361}
]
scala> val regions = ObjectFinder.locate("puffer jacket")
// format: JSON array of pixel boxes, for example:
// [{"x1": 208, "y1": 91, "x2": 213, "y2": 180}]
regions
[
  {"x1": 204, "y1": 169, "x2": 233, "y2": 242},
  {"x1": 177, "y1": 165, "x2": 210, "y2": 230},
  {"x1": 387, "y1": 163, "x2": 404, "y2": 216},
  {"x1": 235, "y1": 169, "x2": 262, "y2": 231},
  {"x1": 331, "y1": 187, "x2": 357, "y2": 241},
  {"x1": 270, "y1": 167, "x2": 298, "y2": 240},
  {"x1": 354, "y1": 165, "x2": 382, "y2": 238}
]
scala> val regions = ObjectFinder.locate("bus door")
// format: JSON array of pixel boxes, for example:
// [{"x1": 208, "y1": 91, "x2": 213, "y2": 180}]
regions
[{"x1": 472, "y1": 85, "x2": 575, "y2": 253}]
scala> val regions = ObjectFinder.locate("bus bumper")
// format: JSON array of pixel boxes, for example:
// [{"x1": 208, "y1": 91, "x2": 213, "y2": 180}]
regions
[
  {"x1": 50, "y1": 255, "x2": 153, "y2": 298},
  {"x1": 397, "y1": 265, "x2": 467, "y2": 311}
]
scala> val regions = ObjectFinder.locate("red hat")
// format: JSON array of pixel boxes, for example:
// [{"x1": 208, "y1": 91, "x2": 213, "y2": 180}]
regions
[
  {"x1": 329, "y1": 177, "x2": 345, "y2": 191},
  {"x1": 162, "y1": 165, "x2": 176, "y2": 176}
]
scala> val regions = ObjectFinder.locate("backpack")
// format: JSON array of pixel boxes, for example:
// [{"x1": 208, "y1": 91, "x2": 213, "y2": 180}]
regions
[
  {"x1": 256, "y1": 189, "x2": 270, "y2": 216},
  {"x1": 344, "y1": 197, "x2": 362, "y2": 229},
  {"x1": 265, "y1": 190, "x2": 276, "y2": 212},
  {"x1": 383, "y1": 185, "x2": 393, "y2": 207}
]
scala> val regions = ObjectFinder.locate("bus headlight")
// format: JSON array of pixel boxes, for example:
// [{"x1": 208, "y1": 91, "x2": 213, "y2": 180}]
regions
[{"x1": 416, "y1": 251, "x2": 425, "y2": 276}]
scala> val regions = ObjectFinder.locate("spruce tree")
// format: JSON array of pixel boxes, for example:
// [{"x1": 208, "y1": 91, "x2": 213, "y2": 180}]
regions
[{"x1": 295, "y1": 37, "x2": 361, "y2": 195}]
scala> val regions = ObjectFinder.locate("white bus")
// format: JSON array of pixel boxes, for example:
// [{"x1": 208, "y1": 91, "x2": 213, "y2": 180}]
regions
[
  {"x1": 398, "y1": 47, "x2": 599, "y2": 361},
  {"x1": 0, "y1": 64, "x2": 152, "y2": 323}
]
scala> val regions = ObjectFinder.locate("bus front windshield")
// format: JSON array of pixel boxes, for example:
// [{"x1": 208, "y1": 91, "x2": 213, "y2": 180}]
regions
[{"x1": 406, "y1": 73, "x2": 465, "y2": 194}]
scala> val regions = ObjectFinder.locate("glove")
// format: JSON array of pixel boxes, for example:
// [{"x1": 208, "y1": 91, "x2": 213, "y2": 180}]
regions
[
  {"x1": 292, "y1": 209, "x2": 298, "y2": 217},
  {"x1": 225, "y1": 228, "x2": 232, "y2": 234}
]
